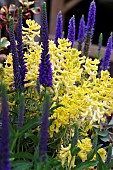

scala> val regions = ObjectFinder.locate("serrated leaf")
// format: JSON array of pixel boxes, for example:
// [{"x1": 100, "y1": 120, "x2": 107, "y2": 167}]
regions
[
  {"x1": 0, "y1": 37, "x2": 10, "y2": 50},
  {"x1": 72, "y1": 160, "x2": 98, "y2": 170},
  {"x1": 99, "y1": 130, "x2": 109, "y2": 137},
  {"x1": 30, "y1": 7, "x2": 41, "y2": 14}
]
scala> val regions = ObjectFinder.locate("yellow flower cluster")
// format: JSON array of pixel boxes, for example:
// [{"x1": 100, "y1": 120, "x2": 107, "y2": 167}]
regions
[
  {"x1": 57, "y1": 138, "x2": 106, "y2": 169},
  {"x1": 49, "y1": 39, "x2": 113, "y2": 137},
  {"x1": 3, "y1": 19, "x2": 113, "y2": 139}
]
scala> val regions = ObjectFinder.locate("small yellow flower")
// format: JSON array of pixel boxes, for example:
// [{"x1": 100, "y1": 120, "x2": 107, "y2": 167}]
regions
[
  {"x1": 77, "y1": 138, "x2": 92, "y2": 162},
  {"x1": 57, "y1": 144, "x2": 76, "y2": 168}
]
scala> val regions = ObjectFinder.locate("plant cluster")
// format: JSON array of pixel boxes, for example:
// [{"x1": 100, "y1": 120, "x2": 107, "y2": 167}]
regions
[{"x1": 0, "y1": 1, "x2": 113, "y2": 170}]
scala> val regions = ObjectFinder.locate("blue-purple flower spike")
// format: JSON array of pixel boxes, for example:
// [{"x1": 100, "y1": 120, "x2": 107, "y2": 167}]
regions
[
  {"x1": 100, "y1": 33, "x2": 112, "y2": 71},
  {"x1": 0, "y1": 81, "x2": 11, "y2": 170},
  {"x1": 67, "y1": 16, "x2": 75, "y2": 48},
  {"x1": 54, "y1": 11, "x2": 63, "y2": 47},
  {"x1": 17, "y1": 7, "x2": 27, "y2": 86},
  {"x1": 39, "y1": 2, "x2": 52, "y2": 87},
  {"x1": 77, "y1": 15, "x2": 85, "y2": 51},
  {"x1": 9, "y1": 18, "x2": 22, "y2": 91},
  {"x1": 84, "y1": 0, "x2": 96, "y2": 56},
  {"x1": 38, "y1": 91, "x2": 50, "y2": 161}
]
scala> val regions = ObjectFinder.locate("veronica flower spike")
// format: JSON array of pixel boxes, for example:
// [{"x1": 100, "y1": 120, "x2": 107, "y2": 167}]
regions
[
  {"x1": 67, "y1": 15, "x2": 75, "y2": 48},
  {"x1": 100, "y1": 33, "x2": 112, "y2": 71},
  {"x1": 77, "y1": 15, "x2": 85, "y2": 51},
  {"x1": 0, "y1": 81, "x2": 11, "y2": 170},
  {"x1": 39, "y1": 2, "x2": 52, "y2": 87},
  {"x1": 9, "y1": 18, "x2": 22, "y2": 91},
  {"x1": 17, "y1": 7, "x2": 27, "y2": 86},
  {"x1": 54, "y1": 11, "x2": 63, "y2": 47},
  {"x1": 84, "y1": 0, "x2": 96, "y2": 57}
]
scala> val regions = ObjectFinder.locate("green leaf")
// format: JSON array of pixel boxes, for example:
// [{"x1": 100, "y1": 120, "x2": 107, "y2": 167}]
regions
[
  {"x1": 87, "y1": 144, "x2": 103, "y2": 161},
  {"x1": 106, "y1": 143, "x2": 112, "y2": 164},
  {"x1": 71, "y1": 146, "x2": 80, "y2": 156},
  {"x1": 100, "y1": 136, "x2": 109, "y2": 142},
  {"x1": 99, "y1": 130, "x2": 109, "y2": 137},
  {"x1": 25, "y1": 132, "x2": 39, "y2": 145},
  {"x1": 72, "y1": 160, "x2": 98, "y2": 170},
  {"x1": 30, "y1": 7, "x2": 41, "y2": 14},
  {"x1": 11, "y1": 160, "x2": 32, "y2": 170},
  {"x1": 11, "y1": 152, "x2": 33, "y2": 160},
  {"x1": 108, "y1": 117, "x2": 113, "y2": 125},
  {"x1": 108, "y1": 160, "x2": 113, "y2": 169},
  {"x1": 0, "y1": 37, "x2": 10, "y2": 50},
  {"x1": 50, "y1": 104, "x2": 65, "y2": 113},
  {"x1": 18, "y1": 117, "x2": 41, "y2": 137},
  {"x1": 87, "y1": 149, "x2": 96, "y2": 161},
  {"x1": 97, "y1": 153, "x2": 107, "y2": 170},
  {"x1": 27, "y1": 98, "x2": 42, "y2": 113}
]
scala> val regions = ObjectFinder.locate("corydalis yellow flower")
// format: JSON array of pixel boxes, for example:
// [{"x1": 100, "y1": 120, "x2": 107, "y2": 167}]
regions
[
  {"x1": 93, "y1": 148, "x2": 106, "y2": 162},
  {"x1": 23, "y1": 19, "x2": 41, "y2": 46},
  {"x1": 57, "y1": 144, "x2": 75, "y2": 168},
  {"x1": 77, "y1": 138, "x2": 92, "y2": 162}
]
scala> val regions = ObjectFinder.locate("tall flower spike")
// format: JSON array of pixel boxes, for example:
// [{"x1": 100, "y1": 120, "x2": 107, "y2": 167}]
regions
[
  {"x1": 77, "y1": 15, "x2": 85, "y2": 51},
  {"x1": 54, "y1": 11, "x2": 63, "y2": 47},
  {"x1": 100, "y1": 33, "x2": 112, "y2": 71},
  {"x1": 83, "y1": 0, "x2": 96, "y2": 57},
  {"x1": 38, "y1": 91, "x2": 50, "y2": 161},
  {"x1": 17, "y1": 7, "x2": 27, "y2": 86},
  {"x1": 97, "y1": 33, "x2": 103, "y2": 59},
  {"x1": 0, "y1": 81, "x2": 11, "y2": 170},
  {"x1": 39, "y1": 2, "x2": 52, "y2": 87},
  {"x1": 17, "y1": 93, "x2": 25, "y2": 129},
  {"x1": 9, "y1": 18, "x2": 22, "y2": 91},
  {"x1": 67, "y1": 15, "x2": 75, "y2": 48}
]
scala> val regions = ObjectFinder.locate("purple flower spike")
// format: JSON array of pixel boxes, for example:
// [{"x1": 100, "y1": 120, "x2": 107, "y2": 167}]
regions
[
  {"x1": 38, "y1": 91, "x2": 50, "y2": 161},
  {"x1": 67, "y1": 16, "x2": 75, "y2": 48},
  {"x1": 100, "y1": 34, "x2": 112, "y2": 71},
  {"x1": 0, "y1": 81, "x2": 11, "y2": 170},
  {"x1": 39, "y1": 2, "x2": 52, "y2": 87},
  {"x1": 9, "y1": 18, "x2": 22, "y2": 91},
  {"x1": 54, "y1": 11, "x2": 63, "y2": 47},
  {"x1": 87, "y1": 0, "x2": 96, "y2": 32},
  {"x1": 17, "y1": 7, "x2": 27, "y2": 86},
  {"x1": 77, "y1": 15, "x2": 85, "y2": 51},
  {"x1": 84, "y1": 0, "x2": 96, "y2": 57}
]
